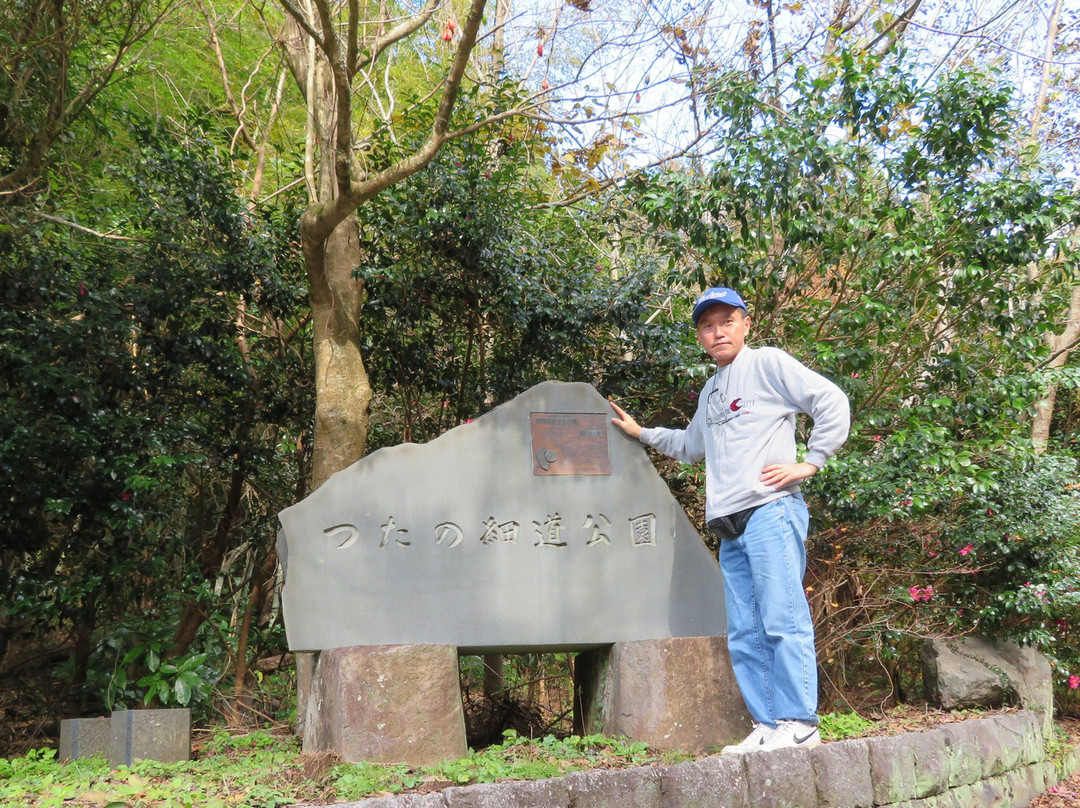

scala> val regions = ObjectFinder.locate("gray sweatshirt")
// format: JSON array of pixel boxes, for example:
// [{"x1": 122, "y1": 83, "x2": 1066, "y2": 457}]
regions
[{"x1": 639, "y1": 346, "x2": 850, "y2": 519}]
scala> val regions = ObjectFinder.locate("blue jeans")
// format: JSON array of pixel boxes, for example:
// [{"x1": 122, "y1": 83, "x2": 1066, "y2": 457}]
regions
[{"x1": 719, "y1": 493, "x2": 817, "y2": 728}]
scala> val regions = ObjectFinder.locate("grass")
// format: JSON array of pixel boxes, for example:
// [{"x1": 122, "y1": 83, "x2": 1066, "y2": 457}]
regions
[{"x1": 0, "y1": 729, "x2": 690, "y2": 808}]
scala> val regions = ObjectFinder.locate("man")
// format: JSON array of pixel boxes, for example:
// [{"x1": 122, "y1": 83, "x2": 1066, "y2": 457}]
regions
[{"x1": 609, "y1": 286, "x2": 850, "y2": 753}]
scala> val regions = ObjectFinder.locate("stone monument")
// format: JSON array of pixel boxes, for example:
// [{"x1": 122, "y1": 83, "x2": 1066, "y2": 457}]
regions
[{"x1": 277, "y1": 381, "x2": 749, "y2": 763}]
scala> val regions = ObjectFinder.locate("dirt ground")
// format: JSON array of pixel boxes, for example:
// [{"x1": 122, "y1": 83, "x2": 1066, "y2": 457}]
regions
[
  {"x1": 1029, "y1": 765, "x2": 1080, "y2": 808},
  {"x1": 1024, "y1": 716, "x2": 1080, "y2": 808}
]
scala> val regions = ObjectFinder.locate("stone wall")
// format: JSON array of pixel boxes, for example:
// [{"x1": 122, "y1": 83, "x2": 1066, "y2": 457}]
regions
[{"x1": 328, "y1": 710, "x2": 1080, "y2": 808}]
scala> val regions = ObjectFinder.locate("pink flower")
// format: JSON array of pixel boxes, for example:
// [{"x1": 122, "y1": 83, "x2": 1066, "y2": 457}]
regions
[
  {"x1": 909, "y1": 585, "x2": 934, "y2": 603},
  {"x1": 959, "y1": 544, "x2": 973, "y2": 556},
  {"x1": 1069, "y1": 674, "x2": 1079, "y2": 690}
]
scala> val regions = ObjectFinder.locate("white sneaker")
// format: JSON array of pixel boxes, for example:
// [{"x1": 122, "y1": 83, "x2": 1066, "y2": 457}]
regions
[
  {"x1": 759, "y1": 720, "x2": 821, "y2": 751},
  {"x1": 721, "y1": 723, "x2": 777, "y2": 754}
]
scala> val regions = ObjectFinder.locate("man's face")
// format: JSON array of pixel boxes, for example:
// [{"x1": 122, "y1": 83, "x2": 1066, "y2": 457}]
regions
[{"x1": 696, "y1": 303, "x2": 750, "y2": 367}]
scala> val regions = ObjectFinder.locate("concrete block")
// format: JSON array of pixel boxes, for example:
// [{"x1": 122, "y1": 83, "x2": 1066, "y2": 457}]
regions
[
  {"x1": 744, "y1": 747, "x2": 817, "y2": 808},
  {"x1": 661, "y1": 754, "x2": 749, "y2": 808},
  {"x1": 303, "y1": 644, "x2": 466, "y2": 766},
  {"x1": 868, "y1": 734, "x2": 917, "y2": 804},
  {"x1": 443, "y1": 777, "x2": 569, "y2": 808},
  {"x1": 59, "y1": 717, "x2": 111, "y2": 761},
  {"x1": 563, "y1": 766, "x2": 663, "y2": 808},
  {"x1": 928, "y1": 788, "x2": 966, "y2": 808},
  {"x1": 577, "y1": 637, "x2": 751, "y2": 753},
  {"x1": 810, "y1": 738, "x2": 874, "y2": 808},
  {"x1": 109, "y1": 708, "x2": 191, "y2": 766}
]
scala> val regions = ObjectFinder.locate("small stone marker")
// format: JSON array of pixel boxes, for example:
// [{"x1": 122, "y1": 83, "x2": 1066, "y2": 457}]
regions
[
  {"x1": 59, "y1": 717, "x2": 111, "y2": 761},
  {"x1": 110, "y1": 708, "x2": 191, "y2": 767}
]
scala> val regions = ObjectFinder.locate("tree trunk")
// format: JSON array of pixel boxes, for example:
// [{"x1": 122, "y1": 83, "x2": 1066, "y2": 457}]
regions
[
  {"x1": 307, "y1": 214, "x2": 373, "y2": 489},
  {"x1": 1029, "y1": 0, "x2": 1070, "y2": 453},
  {"x1": 170, "y1": 460, "x2": 247, "y2": 657},
  {"x1": 1032, "y1": 286, "x2": 1080, "y2": 452}
]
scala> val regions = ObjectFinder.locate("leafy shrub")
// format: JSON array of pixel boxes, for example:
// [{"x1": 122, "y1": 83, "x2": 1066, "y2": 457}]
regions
[{"x1": 810, "y1": 449, "x2": 1080, "y2": 709}]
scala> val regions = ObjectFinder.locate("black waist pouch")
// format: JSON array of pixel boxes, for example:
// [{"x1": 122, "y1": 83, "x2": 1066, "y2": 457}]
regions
[{"x1": 707, "y1": 505, "x2": 760, "y2": 541}]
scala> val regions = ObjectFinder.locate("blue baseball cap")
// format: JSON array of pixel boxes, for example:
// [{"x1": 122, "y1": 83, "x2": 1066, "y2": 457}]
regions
[{"x1": 691, "y1": 287, "x2": 748, "y2": 325}]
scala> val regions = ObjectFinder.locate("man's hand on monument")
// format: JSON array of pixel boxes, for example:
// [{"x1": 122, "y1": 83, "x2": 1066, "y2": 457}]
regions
[
  {"x1": 608, "y1": 398, "x2": 643, "y2": 440},
  {"x1": 760, "y1": 462, "x2": 818, "y2": 490}
]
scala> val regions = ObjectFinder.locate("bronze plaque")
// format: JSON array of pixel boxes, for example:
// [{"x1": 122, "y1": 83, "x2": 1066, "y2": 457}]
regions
[{"x1": 530, "y1": 412, "x2": 611, "y2": 476}]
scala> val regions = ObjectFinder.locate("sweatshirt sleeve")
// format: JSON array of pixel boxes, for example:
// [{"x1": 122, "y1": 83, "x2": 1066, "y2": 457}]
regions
[
  {"x1": 638, "y1": 377, "x2": 712, "y2": 465},
  {"x1": 766, "y1": 349, "x2": 851, "y2": 469}
]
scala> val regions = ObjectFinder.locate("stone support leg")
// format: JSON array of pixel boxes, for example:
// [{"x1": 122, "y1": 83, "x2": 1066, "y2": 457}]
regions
[
  {"x1": 575, "y1": 636, "x2": 750, "y2": 753},
  {"x1": 302, "y1": 644, "x2": 467, "y2": 765}
]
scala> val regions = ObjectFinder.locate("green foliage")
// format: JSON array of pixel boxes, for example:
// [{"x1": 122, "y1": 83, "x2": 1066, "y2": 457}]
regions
[
  {"x1": 0, "y1": 0, "x2": 166, "y2": 189},
  {"x1": 628, "y1": 48, "x2": 1080, "y2": 710},
  {"x1": 634, "y1": 54, "x2": 1078, "y2": 419},
  {"x1": 0, "y1": 734, "x2": 302, "y2": 808},
  {"x1": 355, "y1": 97, "x2": 685, "y2": 446},
  {"x1": 819, "y1": 711, "x2": 875, "y2": 740},
  {"x1": 811, "y1": 449, "x2": 1080, "y2": 698},
  {"x1": 124, "y1": 643, "x2": 214, "y2": 709},
  {"x1": 0, "y1": 731, "x2": 666, "y2": 806},
  {"x1": 0, "y1": 116, "x2": 309, "y2": 715},
  {"x1": 331, "y1": 730, "x2": 657, "y2": 800}
]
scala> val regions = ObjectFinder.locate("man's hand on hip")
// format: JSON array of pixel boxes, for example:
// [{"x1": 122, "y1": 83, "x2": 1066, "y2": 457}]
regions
[{"x1": 760, "y1": 462, "x2": 818, "y2": 489}]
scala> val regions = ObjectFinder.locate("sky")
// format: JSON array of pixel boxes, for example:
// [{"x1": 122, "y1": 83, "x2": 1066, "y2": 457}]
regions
[{"x1": 486, "y1": 0, "x2": 1080, "y2": 174}]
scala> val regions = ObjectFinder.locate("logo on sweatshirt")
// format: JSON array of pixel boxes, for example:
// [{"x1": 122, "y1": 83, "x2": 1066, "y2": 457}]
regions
[{"x1": 707, "y1": 392, "x2": 756, "y2": 428}]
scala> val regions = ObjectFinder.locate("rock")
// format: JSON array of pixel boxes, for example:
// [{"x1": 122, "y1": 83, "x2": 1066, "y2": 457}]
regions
[
  {"x1": 921, "y1": 637, "x2": 1054, "y2": 736},
  {"x1": 302, "y1": 644, "x2": 467, "y2": 765},
  {"x1": 921, "y1": 639, "x2": 1004, "y2": 709},
  {"x1": 576, "y1": 636, "x2": 751, "y2": 754}
]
